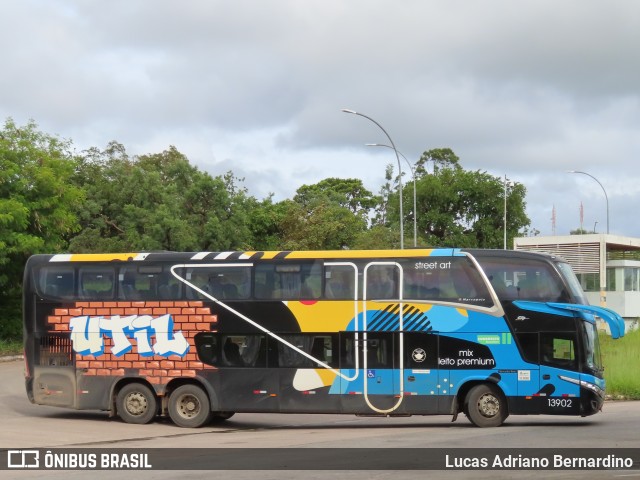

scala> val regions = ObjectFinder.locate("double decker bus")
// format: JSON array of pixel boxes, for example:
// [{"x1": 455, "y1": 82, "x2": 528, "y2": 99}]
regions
[{"x1": 23, "y1": 248, "x2": 624, "y2": 428}]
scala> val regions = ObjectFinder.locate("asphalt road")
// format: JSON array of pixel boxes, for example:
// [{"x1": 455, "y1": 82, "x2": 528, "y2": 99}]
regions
[{"x1": 1, "y1": 359, "x2": 639, "y2": 479}]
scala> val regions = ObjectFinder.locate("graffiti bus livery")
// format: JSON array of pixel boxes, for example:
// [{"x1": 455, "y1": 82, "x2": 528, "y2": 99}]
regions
[{"x1": 23, "y1": 249, "x2": 625, "y2": 428}]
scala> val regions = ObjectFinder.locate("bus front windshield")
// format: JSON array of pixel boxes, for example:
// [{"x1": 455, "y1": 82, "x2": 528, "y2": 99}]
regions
[
  {"x1": 556, "y1": 261, "x2": 588, "y2": 305},
  {"x1": 582, "y1": 320, "x2": 603, "y2": 373}
]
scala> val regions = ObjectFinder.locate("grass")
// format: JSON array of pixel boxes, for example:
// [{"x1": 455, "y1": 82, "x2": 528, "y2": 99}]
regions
[
  {"x1": 0, "y1": 338, "x2": 22, "y2": 356},
  {"x1": 600, "y1": 327, "x2": 640, "y2": 399}
]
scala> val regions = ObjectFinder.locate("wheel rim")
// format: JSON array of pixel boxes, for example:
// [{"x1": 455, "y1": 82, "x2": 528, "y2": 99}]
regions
[
  {"x1": 477, "y1": 392, "x2": 500, "y2": 418},
  {"x1": 176, "y1": 394, "x2": 201, "y2": 419},
  {"x1": 125, "y1": 392, "x2": 148, "y2": 416}
]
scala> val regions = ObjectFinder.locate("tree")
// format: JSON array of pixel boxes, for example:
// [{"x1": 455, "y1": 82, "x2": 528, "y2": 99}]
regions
[
  {"x1": 0, "y1": 119, "x2": 83, "y2": 337},
  {"x1": 279, "y1": 199, "x2": 365, "y2": 250},
  {"x1": 244, "y1": 195, "x2": 289, "y2": 251},
  {"x1": 279, "y1": 179, "x2": 374, "y2": 250},
  {"x1": 70, "y1": 145, "x2": 255, "y2": 252},
  {"x1": 361, "y1": 164, "x2": 403, "y2": 249},
  {"x1": 417, "y1": 147, "x2": 460, "y2": 175},
  {"x1": 389, "y1": 149, "x2": 530, "y2": 248},
  {"x1": 294, "y1": 178, "x2": 378, "y2": 221}
]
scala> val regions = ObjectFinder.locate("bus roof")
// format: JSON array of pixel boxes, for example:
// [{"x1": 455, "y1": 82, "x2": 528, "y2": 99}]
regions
[{"x1": 24, "y1": 248, "x2": 568, "y2": 265}]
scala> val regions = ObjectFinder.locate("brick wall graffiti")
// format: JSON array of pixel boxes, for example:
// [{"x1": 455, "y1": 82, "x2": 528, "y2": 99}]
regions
[
  {"x1": 47, "y1": 300, "x2": 216, "y2": 385},
  {"x1": 69, "y1": 314, "x2": 190, "y2": 357}
]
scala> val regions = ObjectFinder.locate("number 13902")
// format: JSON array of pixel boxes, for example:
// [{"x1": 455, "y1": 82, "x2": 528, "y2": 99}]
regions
[{"x1": 548, "y1": 398, "x2": 572, "y2": 408}]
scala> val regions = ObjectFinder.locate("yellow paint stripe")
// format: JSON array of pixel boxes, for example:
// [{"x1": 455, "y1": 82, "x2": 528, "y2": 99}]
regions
[
  {"x1": 245, "y1": 251, "x2": 282, "y2": 259},
  {"x1": 66, "y1": 253, "x2": 140, "y2": 262}
]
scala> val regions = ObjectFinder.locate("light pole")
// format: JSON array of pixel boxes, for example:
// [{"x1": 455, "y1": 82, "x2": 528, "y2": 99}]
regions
[
  {"x1": 366, "y1": 143, "x2": 417, "y2": 247},
  {"x1": 342, "y1": 109, "x2": 404, "y2": 249},
  {"x1": 503, "y1": 175, "x2": 514, "y2": 250},
  {"x1": 567, "y1": 170, "x2": 609, "y2": 234},
  {"x1": 568, "y1": 170, "x2": 609, "y2": 308}
]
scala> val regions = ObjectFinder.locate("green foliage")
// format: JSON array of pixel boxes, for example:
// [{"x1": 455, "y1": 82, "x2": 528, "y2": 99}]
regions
[
  {"x1": 245, "y1": 196, "x2": 288, "y2": 250},
  {"x1": 0, "y1": 337, "x2": 22, "y2": 356},
  {"x1": 600, "y1": 328, "x2": 640, "y2": 399},
  {"x1": 353, "y1": 224, "x2": 397, "y2": 249},
  {"x1": 0, "y1": 295, "x2": 21, "y2": 341},
  {"x1": 294, "y1": 178, "x2": 377, "y2": 221},
  {"x1": 279, "y1": 197, "x2": 367, "y2": 250},
  {"x1": 282, "y1": 178, "x2": 374, "y2": 250},
  {"x1": 69, "y1": 144, "x2": 254, "y2": 252},
  {"x1": 0, "y1": 119, "x2": 84, "y2": 339},
  {"x1": 387, "y1": 149, "x2": 530, "y2": 248}
]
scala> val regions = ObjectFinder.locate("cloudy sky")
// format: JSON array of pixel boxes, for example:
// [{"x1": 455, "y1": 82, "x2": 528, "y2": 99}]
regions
[{"x1": 2, "y1": 0, "x2": 639, "y2": 238}]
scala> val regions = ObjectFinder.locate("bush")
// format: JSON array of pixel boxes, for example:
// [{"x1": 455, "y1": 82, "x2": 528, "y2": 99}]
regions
[{"x1": 0, "y1": 294, "x2": 21, "y2": 341}]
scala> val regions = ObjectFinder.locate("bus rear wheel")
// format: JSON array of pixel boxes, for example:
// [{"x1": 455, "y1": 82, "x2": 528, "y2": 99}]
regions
[
  {"x1": 116, "y1": 383, "x2": 157, "y2": 424},
  {"x1": 168, "y1": 384, "x2": 212, "y2": 428},
  {"x1": 465, "y1": 384, "x2": 507, "y2": 428}
]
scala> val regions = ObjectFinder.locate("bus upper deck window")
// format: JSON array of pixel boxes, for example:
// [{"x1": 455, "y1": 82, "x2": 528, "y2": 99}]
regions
[
  {"x1": 39, "y1": 267, "x2": 75, "y2": 299},
  {"x1": 80, "y1": 268, "x2": 115, "y2": 299}
]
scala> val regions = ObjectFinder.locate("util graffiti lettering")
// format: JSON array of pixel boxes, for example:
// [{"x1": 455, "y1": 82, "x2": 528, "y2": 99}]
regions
[{"x1": 69, "y1": 314, "x2": 190, "y2": 357}]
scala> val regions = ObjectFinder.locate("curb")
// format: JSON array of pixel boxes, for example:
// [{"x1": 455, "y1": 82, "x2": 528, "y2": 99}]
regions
[{"x1": 0, "y1": 354, "x2": 23, "y2": 362}]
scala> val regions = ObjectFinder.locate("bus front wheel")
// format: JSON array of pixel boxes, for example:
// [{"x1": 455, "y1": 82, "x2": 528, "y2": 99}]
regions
[
  {"x1": 465, "y1": 384, "x2": 508, "y2": 428},
  {"x1": 168, "y1": 384, "x2": 212, "y2": 428},
  {"x1": 116, "y1": 383, "x2": 158, "y2": 424}
]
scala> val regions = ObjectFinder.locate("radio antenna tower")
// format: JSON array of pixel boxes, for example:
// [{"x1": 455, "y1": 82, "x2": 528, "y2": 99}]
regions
[{"x1": 551, "y1": 205, "x2": 556, "y2": 236}]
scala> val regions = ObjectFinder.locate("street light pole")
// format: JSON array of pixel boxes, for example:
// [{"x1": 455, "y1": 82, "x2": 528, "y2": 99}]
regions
[
  {"x1": 504, "y1": 175, "x2": 508, "y2": 250},
  {"x1": 366, "y1": 143, "x2": 417, "y2": 247},
  {"x1": 342, "y1": 109, "x2": 404, "y2": 249},
  {"x1": 503, "y1": 175, "x2": 515, "y2": 249},
  {"x1": 567, "y1": 170, "x2": 609, "y2": 234}
]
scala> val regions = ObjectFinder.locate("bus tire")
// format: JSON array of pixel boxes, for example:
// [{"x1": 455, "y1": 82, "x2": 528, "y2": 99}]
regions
[
  {"x1": 116, "y1": 383, "x2": 157, "y2": 425},
  {"x1": 465, "y1": 384, "x2": 507, "y2": 428},
  {"x1": 168, "y1": 384, "x2": 212, "y2": 428}
]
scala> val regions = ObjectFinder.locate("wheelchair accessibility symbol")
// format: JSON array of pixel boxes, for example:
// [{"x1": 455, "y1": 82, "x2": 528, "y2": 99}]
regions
[{"x1": 367, "y1": 369, "x2": 375, "y2": 378}]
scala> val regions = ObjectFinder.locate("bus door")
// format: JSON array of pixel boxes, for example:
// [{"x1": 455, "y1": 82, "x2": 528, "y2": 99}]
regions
[
  {"x1": 403, "y1": 332, "x2": 444, "y2": 414},
  {"x1": 538, "y1": 331, "x2": 581, "y2": 415},
  {"x1": 361, "y1": 262, "x2": 404, "y2": 413}
]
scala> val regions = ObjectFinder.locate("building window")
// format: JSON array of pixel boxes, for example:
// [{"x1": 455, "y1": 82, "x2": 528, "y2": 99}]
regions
[
  {"x1": 624, "y1": 267, "x2": 640, "y2": 292},
  {"x1": 577, "y1": 272, "x2": 600, "y2": 292},
  {"x1": 606, "y1": 269, "x2": 617, "y2": 291}
]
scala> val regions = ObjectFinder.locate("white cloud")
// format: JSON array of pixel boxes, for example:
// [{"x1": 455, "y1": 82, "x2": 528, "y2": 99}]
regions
[{"x1": 1, "y1": 0, "x2": 639, "y2": 237}]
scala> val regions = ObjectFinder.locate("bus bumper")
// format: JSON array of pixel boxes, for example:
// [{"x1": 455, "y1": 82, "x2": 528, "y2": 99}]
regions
[{"x1": 579, "y1": 388, "x2": 604, "y2": 417}]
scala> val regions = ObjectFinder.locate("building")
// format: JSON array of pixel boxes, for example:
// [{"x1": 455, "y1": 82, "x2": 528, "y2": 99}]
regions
[{"x1": 514, "y1": 234, "x2": 640, "y2": 332}]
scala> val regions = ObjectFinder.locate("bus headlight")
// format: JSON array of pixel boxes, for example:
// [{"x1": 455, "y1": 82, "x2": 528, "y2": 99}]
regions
[{"x1": 559, "y1": 375, "x2": 604, "y2": 398}]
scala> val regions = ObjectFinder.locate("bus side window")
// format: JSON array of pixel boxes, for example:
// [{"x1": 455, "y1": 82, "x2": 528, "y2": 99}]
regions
[
  {"x1": 158, "y1": 278, "x2": 181, "y2": 299},
  {"x1": 367, "y1": 266, "x2": 398, "y2": 299},
  {"x1": 277, "y1": 335, "x2": 314, "y2": 367},
  {"x1": 80, "y1": 268, "x2": 114, "y2": 300},
  {"x1": 194, "y1": 333, "x2": 218, "y2": 365},
  {"x1": 255, "y1": 263, "x2": 321, "y2": 300},
  {"x1": 221, "y1": 335, "x2": 266, "y2": 367},
  {"x1": 540, "y1": 333, "x2": 577, "y2": 369},
  {"x1": 223, "y1": 338, "x2": 244, "y2": 367},
  {"x1": 41, "y1": 269, "x2": 75, "y2": 299},
  {"x1": 325, "y1": 266, "x2": 354, "y2": 299},
  {"x1": 119, "y1": 270, "x2": 140, "y2": 300}
]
